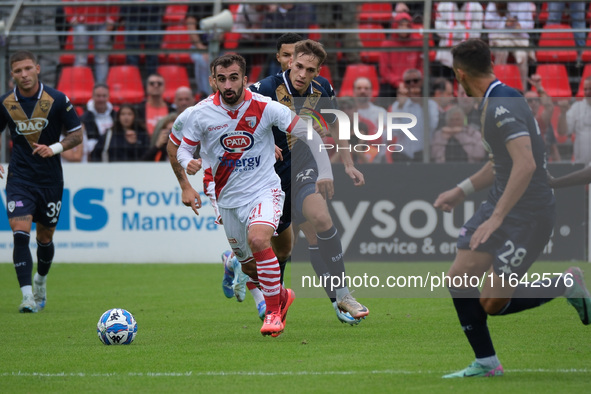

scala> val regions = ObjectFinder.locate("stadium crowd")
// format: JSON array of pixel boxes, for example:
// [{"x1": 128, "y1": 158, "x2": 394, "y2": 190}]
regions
[{"x1": 2, "y1": 1, "x2": 591, "y2": 164}]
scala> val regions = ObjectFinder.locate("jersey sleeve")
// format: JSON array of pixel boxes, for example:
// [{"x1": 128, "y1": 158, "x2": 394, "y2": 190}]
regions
[
  {"x1": 170, "y1": 107, "x2": 193, "y2": 145},
  {"x1": 61, "y1": 94, "x2": 82, "y2": 133},
  {"x1": 487, "y1": 97, "x2": 531, "y2": 143}
]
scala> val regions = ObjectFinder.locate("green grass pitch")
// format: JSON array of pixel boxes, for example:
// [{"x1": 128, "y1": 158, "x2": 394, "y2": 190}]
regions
[{"x1": 0, "y1": 261, "x2": 589, "y2": 393}]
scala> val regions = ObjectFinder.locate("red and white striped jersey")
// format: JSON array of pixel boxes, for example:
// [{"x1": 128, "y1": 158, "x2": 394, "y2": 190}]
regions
[{"x1": 176, "y1": 89, "x2": 298, "y2": 209}]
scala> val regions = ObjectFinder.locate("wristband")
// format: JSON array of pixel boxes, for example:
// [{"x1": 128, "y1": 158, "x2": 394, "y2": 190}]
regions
[
  {"x1": 49, "y1": 142, "x2": 64, "y2": 156},
  {"x1": 457, "y1": 178, "x2": 475, "y2": 196}
]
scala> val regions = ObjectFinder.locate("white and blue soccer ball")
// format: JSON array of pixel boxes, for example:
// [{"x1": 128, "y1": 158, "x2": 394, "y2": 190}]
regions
[{"x1": 97, "y1": 308, "x2": 138, "y2": 345}]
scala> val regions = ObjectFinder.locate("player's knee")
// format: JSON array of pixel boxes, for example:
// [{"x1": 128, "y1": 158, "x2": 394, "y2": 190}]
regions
[
  {"x1": 306, "y1": 210, "x2": 333, "y2": 233},
  {"x1": 480, "y1": 297, "x2": 507, "y2": 315},
  {"x1": 247, "y1": 235, "x2": 271, "y2": 254}
]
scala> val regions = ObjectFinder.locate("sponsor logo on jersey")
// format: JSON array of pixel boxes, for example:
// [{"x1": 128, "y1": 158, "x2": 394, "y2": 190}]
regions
[
  {"x1": 220, "y1": 131, "x2": 254, "y2": 153},
  {"x1": 208, "y1": 124, "x2": 228, "y2": 132},
  {"x1": 496, "y1": 117, "x2": 516, "y2": 128},
  {"x1": 218, "y1": 155, "x2": 261, "y2": 170},
  {"x1": 15, "y1": 118, "x2": 49, "y2": 134},
  {"x1": 494, "y1": 106, "x2": 510, "y2": 118}
]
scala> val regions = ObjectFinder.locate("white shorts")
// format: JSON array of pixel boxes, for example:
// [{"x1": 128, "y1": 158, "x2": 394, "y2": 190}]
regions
[{"x1": 219, "y1": 187, "x2": 284, "y2": 263}]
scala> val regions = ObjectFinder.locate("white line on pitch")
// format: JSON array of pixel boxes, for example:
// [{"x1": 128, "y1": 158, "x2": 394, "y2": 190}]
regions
[{"x1": 2, "y1": 369, "x2": 590, "y2": 378}]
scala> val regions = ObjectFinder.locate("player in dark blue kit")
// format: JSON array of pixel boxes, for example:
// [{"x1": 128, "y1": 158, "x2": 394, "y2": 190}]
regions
[
  {"x1": 0, "y1": 51, "x2": 82, "y2": 313},
  {"x1": 250, "y1": 39, "x2": 369, "y2": 323},
  {"x1": 434, "y1": 39, "x2": 591, "y2": 378}
]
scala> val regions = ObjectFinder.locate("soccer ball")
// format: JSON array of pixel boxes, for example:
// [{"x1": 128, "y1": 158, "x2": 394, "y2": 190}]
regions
[{"x1": 97, "y1": 308, "x2": 138, "y2": 345}]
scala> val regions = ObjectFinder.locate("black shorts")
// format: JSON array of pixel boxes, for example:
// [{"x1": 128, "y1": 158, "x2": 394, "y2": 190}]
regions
[
  {"x1": 291, "y1": 141, "x2": 318, "y2": 226},
  {"x1": 5, "y1": 181, "x2": 64, "y2": 228},
  {"x1": 457, "y1": 200, "x2": 556, "y2": 278}
]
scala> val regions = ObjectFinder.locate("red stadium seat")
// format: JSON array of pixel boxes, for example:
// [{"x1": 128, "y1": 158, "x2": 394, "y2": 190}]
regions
[
  {"x1": 157, "y1": 65, "x2": 191, "y2": 103},
  {"x1": 319, "y1": 66, "x2": 334, "y2": 88},
  {"x1": 57, "y1": 66, "x2": 95, "y2": 106},
  {"x1": 493, "y1": 64, "x2": 524, "y2": 92},
  {"x1": 163, "y1": 4, "x2": 188, "y2": 25},
  {"x1": 576, "y1": 64, "x2": 591, "y2": 98},
  {"x1": 159, "y1": 25, "x2": 193, "y2": 64},
  {"x1": 535, "y1": 64, "x2": 572, "y2": 98},
  {"x1": 308, "y1": 24, "x2": 321, "y2": 41},
  {"x1": 109, "y1": 26, "x2": 127, "y2": 65},
  {"x1": 580, "y1": 32, "x2": 591, "y2": 63},
  {"x1": 59, "y1": 30, "x2": 94, "y2": 66},
  {"x1": 107, "y1": 65, "x2": 145, "y2": 105},
  {"x1": 359, "y1": 3, "x2": 393, "y2": 24},
  {"x1": 338, "y1": 64, "x2": 380, "y2": 97},
  {"x1": 359, "y1": 24, "x2": 386, "y2": 64},
  {"x1": 536, "y1": 24, "x2": 578, "y2": 63},
  {"x1": 223, "y1": 32, "x2": 241, "y2": 50}
]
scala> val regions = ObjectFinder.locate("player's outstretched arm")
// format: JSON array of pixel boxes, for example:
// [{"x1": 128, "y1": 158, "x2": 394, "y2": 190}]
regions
[
  {"x1": 167, "y1": 139, "x2": 201, "y2": 215},
  {"x1": 434, "y1": 161, "x2": 494, "y2": 212},
  {"x1": 0, "y1": 164, "x2": 4, "y2": 179},
  {"x1": 32, "y1": 129, "x2": 83, "y2": 158},
  {"x1": 548, "y1": 166, "x2": 591, "y2": 189}
]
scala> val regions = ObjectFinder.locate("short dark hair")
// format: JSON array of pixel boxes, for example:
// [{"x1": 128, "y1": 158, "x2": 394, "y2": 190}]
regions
[
  {"x1": 293, "y1": 40, "x2": 327, "y2": 67},
  {"x1": 276, "y1": 33, "x2": 304, "y2": 51},
  {"x1": 432, "y1": 77, "x2": 451, "y2": 95},
  {"x1": 93, "y1": 83, "x2": 109, "y2": 91},
  {"x1": 451, "y1": 38, "x2": 492, "y2": 77},
  {"x1": 212, "y1": 53, "x2": 246, "y2": 77},
  {"x1": 9, "y1": 51, "x2": 37, "y2": 68}
]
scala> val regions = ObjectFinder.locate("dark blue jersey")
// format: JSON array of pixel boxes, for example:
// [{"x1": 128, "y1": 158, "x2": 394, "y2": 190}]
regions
[
  {"x1": 479, "y1": 80, "x2": 554, "y2": 211},
  {"x1": 0, "y1": 83, "x2": 82, "y2": 186},
  {"x1": 249, "y1": 70, "x2": 337, "y2": 182}
]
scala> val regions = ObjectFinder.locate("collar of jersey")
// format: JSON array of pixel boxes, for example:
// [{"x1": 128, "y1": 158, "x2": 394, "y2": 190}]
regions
[
  {"x1": 282, "y1": 70, "x2": 313, "y2": 97},
  {"x1": 479, "y1": 79, "x2": 502, "y2": 110},
  {"x1": 14, "y1": 82, "x2": 44, "y2": 102},
  {"x1": 213, "y1": 89, "x2": 252, "y2": 107}
]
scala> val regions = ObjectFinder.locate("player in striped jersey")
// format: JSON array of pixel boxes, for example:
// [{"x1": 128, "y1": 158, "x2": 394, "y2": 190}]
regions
[{"x1": 176, "y1": 53, "x2": 332, "y2": 337}]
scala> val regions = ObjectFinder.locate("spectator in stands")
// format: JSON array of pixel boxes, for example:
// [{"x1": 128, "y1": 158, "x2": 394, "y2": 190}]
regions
[
  {"x1": 185, "y1": 3, "x2": 214, "y2": 98},
  {"x1": 81, "y1": 83, "x2": 116, "y2": 163},
  {"x1": 434, "y1": 2, "x2": 483, "y2": 79},
  {"x1": 6, "y1": 2, "x2": 61, "y2": 85},
  {"x1": 91, "y1": 104, "x2": 149, "y2": 162},
  {"x1": 484, "y1": 2, "x2": 536, "y2": 90},
  {"x1": 233, "y1": 4, "x2": 270, "y2": 77},
  {"x1": 525, "y1": 74, "x2": 561, "y2": 162},
  {"x1": 388, "y1": 68, "x2": 439, "y2": 162},
  {"x1": 353, "y1": 77, "x2": 388, "y2": 162},
  {"x1": 63, "y1": 1, "x2": 118, "y2": 83},
  {"x1": 378, "y1": 12, "x2": 423, "y2": 98},
  {"x1": 327, "y1": 98, "x2": 370, "y2": 164},
  {"x1": 136, "y1": 73, "x2": 174, "y2": 137},
  {"x1": 315, "y1": 4, "x2": 362, "y2": 87},
  {"x1": 151, "y1": 86, "x2": 195, "y2": 151},
  {"x1": 431, "y1": 105, "x2": 485, "y2": 163},
  {"x1": 456, "y1": 84, "x2": 480, "y2": 128},
  {"x1": 547, "y1": 2, "x2": 587, "y2": 48},
  {"x1": 119, "y1": 3, "x2": 163, "y2": 77},
  {"x1": 556, "y1": 76, "x2": 591, "y2": 165},
  {"x1": 432, "y1": 77, "x2": 455, "y2": 128},
  {"x1": 143, "y1": 113, "x2": 177, "y2": 162},
  {"x1": 262, "y1": 3, "x2": 315, "y2": 77}
]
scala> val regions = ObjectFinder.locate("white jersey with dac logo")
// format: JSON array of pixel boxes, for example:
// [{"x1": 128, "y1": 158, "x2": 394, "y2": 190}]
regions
[{"x1": 176, "y1": 89, "x2": 301, "y2": 209}]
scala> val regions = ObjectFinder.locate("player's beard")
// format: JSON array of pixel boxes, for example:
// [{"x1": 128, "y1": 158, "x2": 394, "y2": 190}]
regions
[{"x1": 223, "y1": 84, "x2": 244, "y2": 106}]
